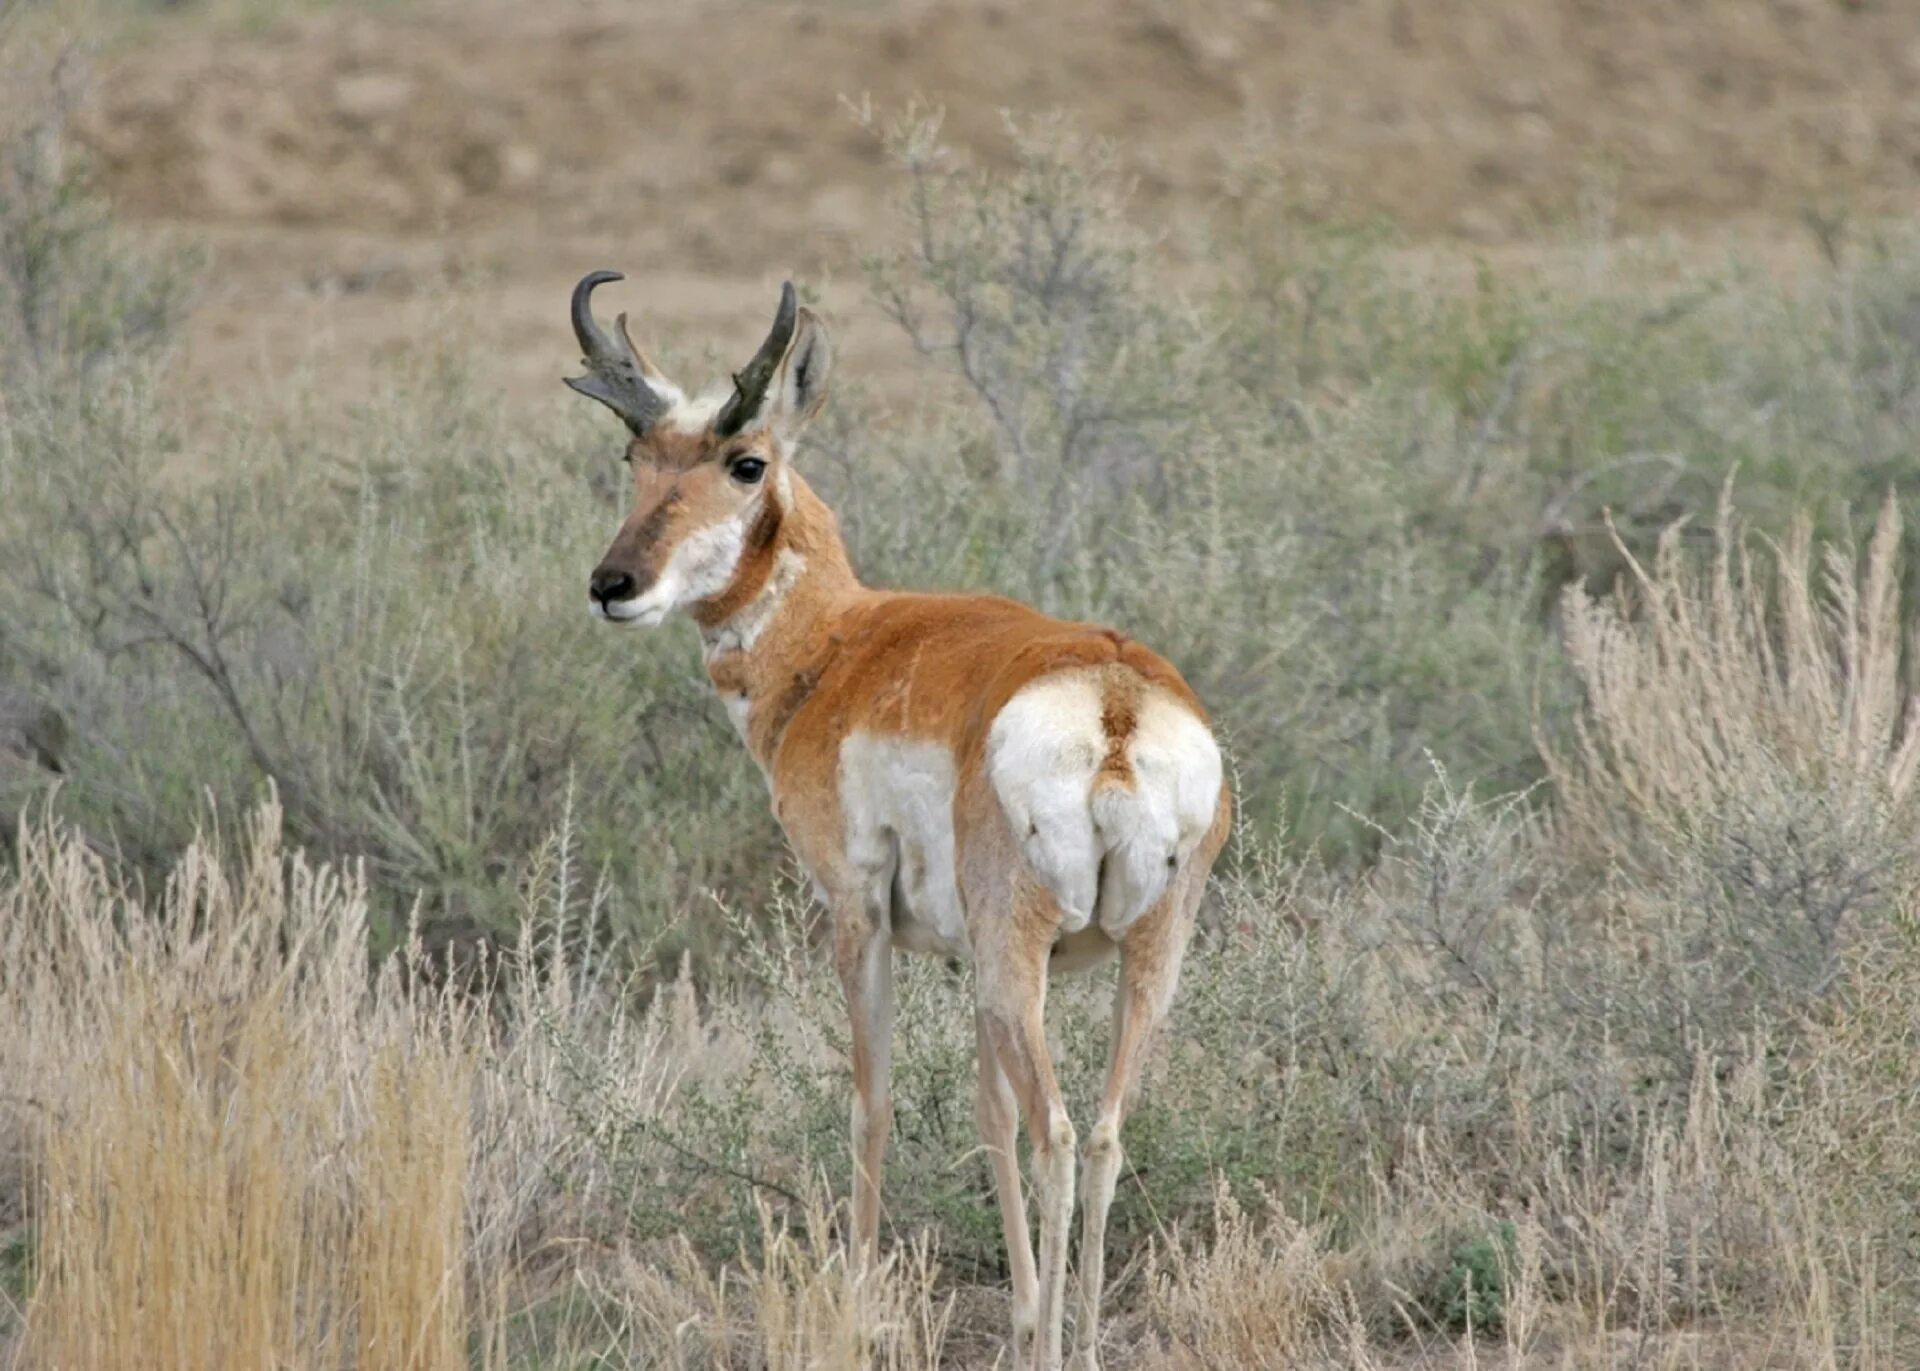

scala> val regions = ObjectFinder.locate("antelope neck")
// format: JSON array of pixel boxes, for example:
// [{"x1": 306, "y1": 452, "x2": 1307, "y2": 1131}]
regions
[{"x1": 695, "y1": 473, "x2": 861, "y2": 767}]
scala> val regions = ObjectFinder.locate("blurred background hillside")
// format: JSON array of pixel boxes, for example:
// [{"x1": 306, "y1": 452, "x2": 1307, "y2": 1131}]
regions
[{"x1": 58, "y1": 0, "x2": 1920, "y2": 404}]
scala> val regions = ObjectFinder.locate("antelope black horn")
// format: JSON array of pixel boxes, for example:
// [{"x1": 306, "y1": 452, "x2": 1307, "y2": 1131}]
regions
[
  {"x1": 714, "y1": 281, "x2": 798, "y2": 437},
  {"x1": 565, "y1": 270, "x2": 668, "y2": 436}
]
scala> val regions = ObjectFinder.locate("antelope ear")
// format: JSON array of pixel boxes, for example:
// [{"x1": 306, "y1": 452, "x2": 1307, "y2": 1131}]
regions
[{"x1": 768, "y1": 308, "x2": 833, "y2": 444}]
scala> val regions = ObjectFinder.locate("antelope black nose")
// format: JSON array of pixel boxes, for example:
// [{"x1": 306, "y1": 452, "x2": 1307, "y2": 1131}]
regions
[{"x1": 589, "y1": 567, "x2": 637, "y2": 605}]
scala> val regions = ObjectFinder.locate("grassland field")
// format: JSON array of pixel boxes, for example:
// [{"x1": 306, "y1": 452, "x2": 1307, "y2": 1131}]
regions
[{"x1": 3, "y1": 0, "x2": 1920, "y2": 1366}]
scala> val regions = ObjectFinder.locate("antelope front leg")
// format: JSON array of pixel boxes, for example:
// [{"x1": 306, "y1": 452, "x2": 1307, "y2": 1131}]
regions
[{"x1": 836, "y1": 907, "x2": 895, "y2": 1265}]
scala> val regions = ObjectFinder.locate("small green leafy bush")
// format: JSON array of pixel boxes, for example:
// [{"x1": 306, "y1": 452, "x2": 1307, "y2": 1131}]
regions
[{"x1": 1434, "y1": 1221, "x2": 1518, "y2": 1332}]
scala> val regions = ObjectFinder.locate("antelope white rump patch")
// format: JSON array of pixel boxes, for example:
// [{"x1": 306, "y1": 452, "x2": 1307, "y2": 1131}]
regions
[
  {"x1": 988, "y1": 670, "x2": 1222, "y2": 937},
  {"x1": 987, "y1": 672, "x2": 1105, "y2": 931},
  {"x1": 1092, "y1": 690, "x2": 1222, "y2": 934}
]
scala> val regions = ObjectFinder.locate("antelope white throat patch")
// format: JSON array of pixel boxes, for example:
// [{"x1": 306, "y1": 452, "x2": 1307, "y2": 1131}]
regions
[{"x1": 702, "y1": 546, "x2": 806, "y2": 659}]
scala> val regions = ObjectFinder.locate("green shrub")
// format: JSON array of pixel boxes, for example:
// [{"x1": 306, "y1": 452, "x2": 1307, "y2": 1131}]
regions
[{"x1": 1433, "y1": 1221, "x2": 1518, "y2": 1333}]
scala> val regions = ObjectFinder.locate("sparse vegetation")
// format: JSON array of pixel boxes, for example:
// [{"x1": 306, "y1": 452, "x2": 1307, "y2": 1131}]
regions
[{"x1": 4, "y1": 25, "x2": 1920, "y2": 1371}]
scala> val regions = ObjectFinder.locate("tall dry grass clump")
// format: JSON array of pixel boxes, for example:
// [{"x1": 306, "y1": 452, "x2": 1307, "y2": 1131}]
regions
[
  {"x1": 1525, "y1": 487, "x2": 1920, "y2": 1354},
  {"x1": 1544, "y1": 490, "x2": 1920, "y2": 1053},
  {"x1": 575, "y1": 1195, "x2": 951, "y2": 1370},
  {"x1": 0, "y1": 798, "x2": 963, "y2": 1370},
  {"x1": 1143, "y1": 1184, "x2": 1371, "y2": 1371},
  {"x1": 4, "y1": 797, "x2": 475, "y2": 1370},
  {"x1": 1550, "y1": 487, "x2": 1920, "y2": 864}
]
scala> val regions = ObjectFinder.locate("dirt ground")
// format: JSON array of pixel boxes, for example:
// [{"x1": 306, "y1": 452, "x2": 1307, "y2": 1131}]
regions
[{"x1": 68, "y1": 0, "x2": 1920, "y2": 405}]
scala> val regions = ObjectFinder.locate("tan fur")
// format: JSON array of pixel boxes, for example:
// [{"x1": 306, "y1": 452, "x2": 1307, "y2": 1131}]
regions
[
  {"x1": 1094, "y1": 668, "x2": 1141, "y2": 790},
  {"x1": 581, "y1": 297, "x2": 1229, "y2": 1371}
]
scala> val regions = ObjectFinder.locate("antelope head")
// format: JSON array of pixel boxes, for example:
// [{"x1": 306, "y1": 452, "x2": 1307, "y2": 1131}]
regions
[{"x1": 566, "y1": 272, "x2": 832, "y2": 625}]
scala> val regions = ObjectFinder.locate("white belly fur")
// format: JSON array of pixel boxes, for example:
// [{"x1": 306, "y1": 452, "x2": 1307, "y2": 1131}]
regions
[{"x1": 838, "y1": 731, "x2": 970, "y2": 956}]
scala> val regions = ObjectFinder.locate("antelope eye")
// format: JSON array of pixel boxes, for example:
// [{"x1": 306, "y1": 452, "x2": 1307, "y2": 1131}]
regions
[{"x1": 728, "y1": 456, "x2": 767, "y2": 485}]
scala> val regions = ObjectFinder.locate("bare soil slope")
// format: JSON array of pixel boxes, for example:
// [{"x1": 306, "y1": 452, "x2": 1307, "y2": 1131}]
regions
[
  {"x1": 72, "y1": 0, "x2": 1920, "y2": 401},
  {"x1": 86, "y1": 0, "x2": 1920, "y2": 245}
]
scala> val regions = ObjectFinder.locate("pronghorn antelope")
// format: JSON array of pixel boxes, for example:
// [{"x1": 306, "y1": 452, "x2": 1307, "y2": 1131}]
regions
[{"x1": 566, "y1": 273, "x2": 1229, "y2": 1371}]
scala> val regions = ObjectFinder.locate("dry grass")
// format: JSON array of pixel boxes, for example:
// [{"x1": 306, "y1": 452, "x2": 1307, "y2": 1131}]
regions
[
  {"x1": 1549, "y1": 487, "x2": 1920, "y2": 865},
  {"x1": 5, "y1": 798, "x2": 476, "y2": 1370},
  {"x1": 1133, "y1": 1055, "x2": 1908, "y2": 1371},
  {"x1": 572, "y1": 1196, "x2": 952, "y2": 1371},
  {"x1": 0, "y1": 799, "x2": 969, "y2": 1370},
  {"x1": 1142, "y1": 1184, "x2": 1370, "y2": 1370}
]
